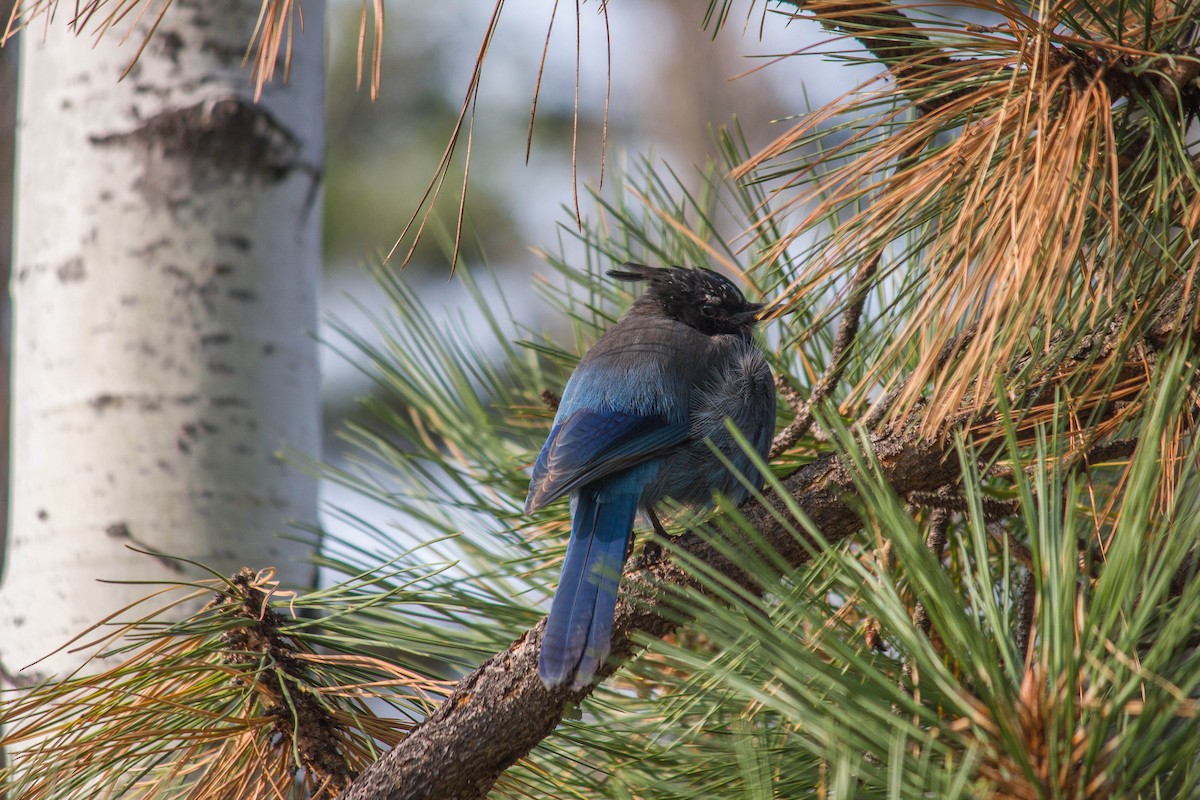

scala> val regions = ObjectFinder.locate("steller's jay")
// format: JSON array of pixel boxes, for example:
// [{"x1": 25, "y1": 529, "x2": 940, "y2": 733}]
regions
[{"x1": 527, "y1": 263, "x2": 776, "y2": 689}]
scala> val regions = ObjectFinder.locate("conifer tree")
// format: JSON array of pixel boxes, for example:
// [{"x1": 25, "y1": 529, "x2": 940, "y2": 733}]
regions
[{"x1": 2, "y1": 2, "x2": 1199, "y2": 798}]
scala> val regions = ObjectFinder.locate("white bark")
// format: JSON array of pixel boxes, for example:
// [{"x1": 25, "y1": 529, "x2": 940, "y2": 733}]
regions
[{"x1": 0, "y1": 0, "x2": 324, "y2": 684}]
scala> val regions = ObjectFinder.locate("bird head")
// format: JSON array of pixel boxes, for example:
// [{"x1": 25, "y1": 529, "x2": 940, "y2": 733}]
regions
[{"x1": 607, "y1": 263, "x2": 764, "y2": 337}]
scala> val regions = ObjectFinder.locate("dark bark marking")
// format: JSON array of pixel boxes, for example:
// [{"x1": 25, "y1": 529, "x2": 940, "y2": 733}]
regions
[
  {"x1": 90, "y1": 393, "x2": 122, "y2": 411},
  {"x1": 0, "y1": 657, "x2": 49, "y2": 689},
  {"x1": 89, "y1": 392, "x2": 200, "y2": 413},
  {"x1": 106, "y1": 522, "x2": 133, "y2": 540},
  {"x1": 89, "y1": 98, "x2": 305, "y2": 184},
  {"x1": 200, "y1": 332, "x2": 233, "y2": 346},
  {"x1": 177, "y1": 415, "x2": 218, "y2": 452},
  {"x1": 217, "y1": 234, "x2": 251, "y2": 252},
  {"x1": 163, "y1": 263, "x2": 220, "y2": 311},
  {"x1": 156, "y1": 30, "x2": 184, "y2": 65},
  {"x1": 227, "y1": 287, "x2": 259, "y2": 303},
  {"x1": 131, "y1": 237, "x2": 172, "y2": 258},
  {"x1": 106, "y1": 522, "x2": 185, "y2": 574},
  {"x1": 36, "y1": 509, "x2": 48, "y2": 521},
  {"x1": 200, "y1": 38, "x2": 251, "y2": 67}
]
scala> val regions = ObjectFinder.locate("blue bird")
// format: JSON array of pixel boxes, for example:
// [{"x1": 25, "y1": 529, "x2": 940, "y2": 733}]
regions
[{"x1": 527, "y1": 263, "x2": 776, "y2": 689}]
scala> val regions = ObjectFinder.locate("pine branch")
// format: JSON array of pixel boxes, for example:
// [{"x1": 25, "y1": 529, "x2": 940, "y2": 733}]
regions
[
  {"x1": 774, "y1": 0, "x2": 976, "y2": 114},
  {"x1": 340, "y1": 298, "x2": 1189, "y2": 800},
  {"x1": 770, "y1": 131, "x2": 933, "y2": 458},
  {"x1": 338, "y1": 6, "x2": 1200, "y2": 796},
  {"x1": 776, "y1": 1, "x2": 1200, "y2": 118},
  {"x1": 342, "y1": 437, "x2": 960, "y2": 800},
  {"x1": 770, "y1": 253, "x2": 877, "y2": 458}
]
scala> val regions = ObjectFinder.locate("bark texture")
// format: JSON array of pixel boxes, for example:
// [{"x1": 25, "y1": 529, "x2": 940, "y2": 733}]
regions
[{"x1": 0, "y1": 0, "x2": 325, "y2": 684}]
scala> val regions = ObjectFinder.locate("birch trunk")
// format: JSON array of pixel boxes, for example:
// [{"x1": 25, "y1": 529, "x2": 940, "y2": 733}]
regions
[{"x1": 0, "y1": 0, "x2": 324, "y2": 685}]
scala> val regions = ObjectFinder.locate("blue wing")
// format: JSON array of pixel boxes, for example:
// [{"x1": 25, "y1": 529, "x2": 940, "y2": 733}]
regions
[{"x1": 525, "y1": 408, "x2": 688, "y2": 512}]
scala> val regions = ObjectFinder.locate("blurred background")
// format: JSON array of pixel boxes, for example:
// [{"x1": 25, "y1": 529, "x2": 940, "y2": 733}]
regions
[
  {"x1": 0, "y1": 0, "x2": 873, "y2": 559},
  {"x1": 318, "y1": 0, "x2": 867, "y2": 422}
]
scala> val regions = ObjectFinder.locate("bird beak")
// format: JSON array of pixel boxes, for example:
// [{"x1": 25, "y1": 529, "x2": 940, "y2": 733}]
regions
[
  {"x1": 734, "y1": 297, "x2": 789, "y2": 325},
  {"x1": 753, "y1": 297, "x2": 789, "y2": 322},
  {"x1": 731, "y1": 302, "x2": 765, "y2": 325}
]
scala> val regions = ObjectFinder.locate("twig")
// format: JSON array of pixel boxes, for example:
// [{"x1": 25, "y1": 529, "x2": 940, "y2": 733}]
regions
[
  {"x1": 987, "y1": 522, "x2": 1035, "y2": 572},
  {"x1": 219, "y1": 569, "x2": 357, "y2": 798},
  {"x1": 775, "y1": 376, "x2": 805, "y2": 419},
  {"x1": 1081, "y1": 437, "x2": 1138, "y2": 467},
  {"x1": 772, "y1": 97, "x2": 945, "y2": 456},
  {"x1": 902, "y1": 507, "x2": 950, "y2": 700},
  {"x1": 910, "y1": 506, "x2": 950, "y2": 640},
  {"x1": 768, "y1": 0, "x2": 996, "y2": 456},
  {"x1": 909, "y1": 432, "x2": 1139, "y2": 523},
  {"x1": 771, "y1": 256, "x2": 878, "y2": 458},
  {"x1": 863, "y1": 539, "x2": 894, "y2": 651},
  {"x1": 864, "y1": 322, "x2": 979, "y2": 431},
  {"x1": 907, "y1": 488, "x2": 1020, "y2": 521},
  {"x1": 1015, "y1": 568, "x2": 1037, "y2": 666},
  {"x1": 775, "y1": 0, "x2": 972, "y2": 115},
  {"x1": 1170, "y1": 553, "x2": 1197, "y2": 600}
]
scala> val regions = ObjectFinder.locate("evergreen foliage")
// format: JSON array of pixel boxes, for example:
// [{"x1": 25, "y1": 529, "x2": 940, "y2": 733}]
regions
[{"x1": 4, "y1": 1, "x2": 1200, "y2": 797}]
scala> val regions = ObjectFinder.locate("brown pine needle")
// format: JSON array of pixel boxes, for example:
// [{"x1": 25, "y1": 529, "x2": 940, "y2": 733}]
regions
[{"x1": 1, "y1": 568, "x2": 450, "y2": 800}]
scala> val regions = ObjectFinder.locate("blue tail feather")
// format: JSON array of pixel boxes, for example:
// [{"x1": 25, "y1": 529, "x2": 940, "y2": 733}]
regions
[{"x1": 539, "y1": 489, "x2": 637, "y2": 689}]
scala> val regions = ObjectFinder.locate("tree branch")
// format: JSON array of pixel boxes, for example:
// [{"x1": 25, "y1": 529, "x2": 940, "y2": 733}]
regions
[
  {"x1": 341, "y1": 289, "x2": 1185, "y2": 799},
  {"x1": 779, "y1": 1, "x2": 1200, "y2": 119},
  {"x1": 343, "y1": 425, "x2": 966, "y2": 800},
  {"x1": 775, "y1": 0, "x2": 973, "y2": 114},
  {"x1": 771, "y1": 252, "x2": 878, "y2": 458},
  {"x1": 339, "y1": 4, "x2": 1200, "y2": 795},
  {"x1": 770, "y1": 126, "x2": 936, "y2": 458}
]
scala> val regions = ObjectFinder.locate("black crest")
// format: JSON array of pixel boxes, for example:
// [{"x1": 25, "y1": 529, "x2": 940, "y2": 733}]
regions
[{"x1": 608, "y1": 263, "x2": 763, "y2": 336}]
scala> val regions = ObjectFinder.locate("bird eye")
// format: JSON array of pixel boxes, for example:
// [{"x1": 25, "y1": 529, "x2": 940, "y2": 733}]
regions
[{"x1": 700, "y1": 300, "x2": 719, "y2": 316}]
